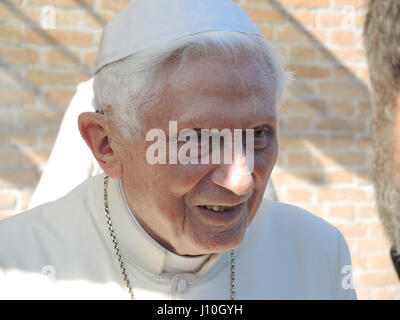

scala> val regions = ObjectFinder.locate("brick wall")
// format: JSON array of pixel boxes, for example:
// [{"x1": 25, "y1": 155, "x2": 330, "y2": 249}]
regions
[{"x1": 0, "y1": 0, "x2": 398, "y2": 299}]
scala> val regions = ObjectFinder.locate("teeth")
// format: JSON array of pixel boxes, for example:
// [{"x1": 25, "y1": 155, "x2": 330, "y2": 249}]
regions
[{"x1": 205, "y1": 205, "x2": 235, "y2": 212}]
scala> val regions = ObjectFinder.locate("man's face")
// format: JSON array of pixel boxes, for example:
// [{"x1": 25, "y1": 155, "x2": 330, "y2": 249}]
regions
[{"x1": 116, "y1": 54, "x2": 278, "y2": 256}]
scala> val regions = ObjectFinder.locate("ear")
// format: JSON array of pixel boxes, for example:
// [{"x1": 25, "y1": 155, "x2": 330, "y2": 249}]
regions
[{"x1": 78, "y1": 112, "x2": 122, "y2": 179}]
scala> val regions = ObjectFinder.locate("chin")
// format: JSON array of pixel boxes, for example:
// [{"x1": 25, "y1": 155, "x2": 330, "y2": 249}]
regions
[{"x1": 196, "y1": 226, "x2": 247, "y2": 254}]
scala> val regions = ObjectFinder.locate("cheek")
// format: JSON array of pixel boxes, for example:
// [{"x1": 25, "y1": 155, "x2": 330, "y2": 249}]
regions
[
  {"x1": 253, "y1": 141, "x2": 278, "y2": 183},
  {"x1": 165, "y1": 164, "x2": 212, "y2": 195}
]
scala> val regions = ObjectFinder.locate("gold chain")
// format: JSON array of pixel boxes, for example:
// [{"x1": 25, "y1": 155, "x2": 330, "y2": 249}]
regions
[{"x1": 103, "y1": 176, "x2": 236, "y2": 300}]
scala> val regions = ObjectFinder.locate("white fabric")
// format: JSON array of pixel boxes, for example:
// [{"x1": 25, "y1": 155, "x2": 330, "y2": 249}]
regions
[
  {"x1": 94, "y1": 0, "x2": 262, "y2": 74},
  {"x1": 118, "y1": 178, "x2": 211, "y2": 274},
  {"x1": 28, "y1": 79, "x2": 102, "y2": 209},
  {"x1": 0, "y1": 174, "x2": 357, "y2": 299}
]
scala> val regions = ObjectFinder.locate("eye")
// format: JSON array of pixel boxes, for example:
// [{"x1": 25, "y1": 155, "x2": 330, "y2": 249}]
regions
[
  {"x1": 251, "y1": 125, "x2": 274, "y2": 150},
  {"x1": 254, "y1": 128, "x2": 267, "y2": 138}
]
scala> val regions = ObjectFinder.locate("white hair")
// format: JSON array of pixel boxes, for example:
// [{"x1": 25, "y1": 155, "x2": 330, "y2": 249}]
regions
[{"x1": 93, "y1": 30, "x2": 290, "y2": 140}]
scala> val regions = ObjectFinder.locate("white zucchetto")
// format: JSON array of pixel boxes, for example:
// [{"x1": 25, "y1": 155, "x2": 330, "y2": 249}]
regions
[{"x1": 93, "y1": 0, "x2": 263, "y2": 74}]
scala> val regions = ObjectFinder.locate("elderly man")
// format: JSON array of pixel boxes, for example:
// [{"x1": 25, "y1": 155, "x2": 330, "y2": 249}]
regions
[
  {"x1": 0, "y1": 0, "x2": 356, "y2": 299},
  {"x1": 364, "y1": 0, "x2": 400, "y2": 278},
  {"x1": 27, "y1": 79, "x2": 278, "y2": 208}
]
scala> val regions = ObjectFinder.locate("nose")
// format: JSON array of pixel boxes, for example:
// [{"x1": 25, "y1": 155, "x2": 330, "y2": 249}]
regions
[{"x1": 210, "y1": 150, "x2": 254, "y2": 196}]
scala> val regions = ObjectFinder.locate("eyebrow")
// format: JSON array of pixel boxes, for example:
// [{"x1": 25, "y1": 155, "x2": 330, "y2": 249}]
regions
[{"x1": 177, "y1": 113, "x2": 277, "y2": 129}]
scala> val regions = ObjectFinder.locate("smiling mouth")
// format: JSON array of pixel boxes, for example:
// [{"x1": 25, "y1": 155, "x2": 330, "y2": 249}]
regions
[{"x1": 199, "y1": 204, "x2": 242, "y2": 212}]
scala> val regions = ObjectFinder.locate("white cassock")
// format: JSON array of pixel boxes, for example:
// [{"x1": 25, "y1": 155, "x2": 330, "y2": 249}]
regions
[{"x1": 0, "y1": 173, "x2": 357, "y2": 299}]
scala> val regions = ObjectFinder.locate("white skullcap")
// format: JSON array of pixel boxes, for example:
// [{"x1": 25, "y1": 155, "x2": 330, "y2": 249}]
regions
[{"x1": 93, "y1": 0, "x2": 263, "y2": 74}]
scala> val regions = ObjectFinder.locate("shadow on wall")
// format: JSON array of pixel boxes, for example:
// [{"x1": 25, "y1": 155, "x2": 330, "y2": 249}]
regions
[
  {"x1": 265, "y1": 0, "x2": 372, "y2": 198},
  {"x1": 0, "y1": 0, "x2": 372, "y2": 214},
  {"x1": 0, "y1": 0, "x2": 109, "y2": 216}
]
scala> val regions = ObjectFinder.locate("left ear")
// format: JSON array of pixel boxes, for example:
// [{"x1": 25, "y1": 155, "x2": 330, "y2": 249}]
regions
[{"x1": 78, "y1": 112, "x2": 123, "y2": 179}]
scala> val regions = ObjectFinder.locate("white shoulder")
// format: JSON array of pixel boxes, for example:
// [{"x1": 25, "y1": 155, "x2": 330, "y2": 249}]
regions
[{"x1": 260, "y1": 199, "x2": 340, "y2": 244}]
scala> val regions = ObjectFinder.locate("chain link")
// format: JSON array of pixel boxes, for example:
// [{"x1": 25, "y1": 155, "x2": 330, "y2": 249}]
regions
[
  {"x1": 230, "y1": 249, "x2": 236, "y2": 300},
  {"x1": 104, "y1": 176, "x2": 135, "y2": 300},
  {"x1": 103, "y1": 175, "x2": 236, "y2": 300}
]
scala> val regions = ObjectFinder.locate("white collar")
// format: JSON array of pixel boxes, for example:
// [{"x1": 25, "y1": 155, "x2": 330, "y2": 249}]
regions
[{"x1": 94, "y1": 174, "x2": 220, "y2": 275}]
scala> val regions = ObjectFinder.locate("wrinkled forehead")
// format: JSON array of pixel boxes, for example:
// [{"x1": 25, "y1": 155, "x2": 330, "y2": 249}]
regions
[
  {"x1": 143, "y1": 55, "x2": 277, "y2": 131},
  {"x1": 166, "y1": 50, "x2": 277, "y2": 95}
]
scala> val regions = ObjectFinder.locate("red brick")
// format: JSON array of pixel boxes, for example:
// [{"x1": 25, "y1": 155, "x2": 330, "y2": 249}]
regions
[
  {"x1": 370, "y1": 287, "x2": 398, "y2": 300},
  {"x1": 285, "y1": 188, "x2": 313, "y2": 202},
  {"x1": 331, "y1": 0, "x2": 358, "y2": 9},
  {"x1": 279, "y1": 134, "x2": 327, "y2": 149},
  {"x1": 39, "y1": 131, "x2": 58, "y2": 147},
  {"x1": 290, "y1": 10, "x2": 316, "y2": 26},
  {"x1": 324, "y1": 151, "x2": 366, "y2": 166},
  {"x1": 24, "y1": 28, "x2": 93, "y2": 48},
  {"x1": 0, "y1": 47, "x2": 38, "y2": 64},
  {"x1": 56, "y1": 9, "x2": 80, "y2": 26},
  {"x1": 0, "y1": 149, "x2": 19, "y2": 167},
  {"x1": 328, "y1": 100, "x2": 356, "y2": 117},
  {"x1": 286, "y1": 116, "x2": 313, "y2": 131},
  {"x1": 0, "y1": 26, "x2": 21, "y2": 44},
  {"x1": 26, "y1": 69, "x2": 90, "y2": 86},
  {"x1": 328, "y1": 48, "x2": 366, "y2": 63},
  {"x1": 45, "y1": 49, "x2": 79, "y2": 67},
  {"x1": 328, "y1": 205, "x2": 354, "y2": 219},
  {"x1": 317, "y1": 187, "x2": 367, "y2": 202},
  {"x1": 0, "y1": 170, "x2": 38, "y2": 188},
  {"x1": 331, "y1": 30, "x2": 356, "y2": 46},
  {"x1": 357, "y1": 271, "x2": 398, "y2": 286},
  {"x1": 315, "y1": 117, "x2": 365, "y2": 133},
  {"x1": 27, "y1": 0, "x2": 94, "y2": 8},
  {"x1": 336, "y1": 222, "x2": 367, "y2": 237},
  {"x1": 328, "y1": 135, "x2": 354, "y2": 149},
  {"x1": 21, "y1": 108, "x2": 64, "y2": 128},
  {"x1": 318, "y1": 82, "x2": 369, "y2": 99},
  {"x1": 289, "y1": 64, "x2": 329, "y2": 79},
  {"x1": 358, "y1": 101, "x2": 372, "y2": 116},
  {"x1": 274, "y1": 26, "x2": 306, "y2": 42},
  {"x1": 280, "y1": 99, "x2": 326, "y2": 115},
  {"x1": 82, "y1": 51, "x2": 97, "y2": 68},
  {"x1": 367, "y1": 253, "x2": 394, "y2": 269},
  {"x1": 82, "y1": 11, "x2": 114, "y2": 28},
  {"x1": 357, "y1": 237, "x2": 391, "y2": 253},
  {"x1": 100, "y1": 0, "x2": 129, "y2": 11},
  {"x1": 21, "y1": 148, "x2": 51, "y2": 167},
  {"x1": 242, "y1": 6, "x2": 286, "y2": 24},
  {"x1": 44, "y1": 88, "x2": 76, "y2": 107},
  {"x1": 0, "y1": 88, "x2": 35, "y2": 105},
  {"x1": 272, "y1": 169, "x2": 325, "y2": 186},
  {"x1": 300, "y1": 204, "x2": 324, "y2": 217},
  {"x1": 327, "y1": 169, "x2": 353, "y2": 183},
  {"x1": 289, "y1": 45, "x2": 317, "y2": 61},
  {"x1": 316, "y1": 12, "x2": 345, "y2": 27},
  {"x1": 0, "y1": 130, "x2": 37, "y2": 146},
  {"x1": 279, "y1": 0, "x2": 330, "y2": 8},
  {"x1": 286, "y1": 152, "x2": 312, "y2": 167},
  {"x1": 356, "y1": 205, "x2": 378, "y2": 219}
]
